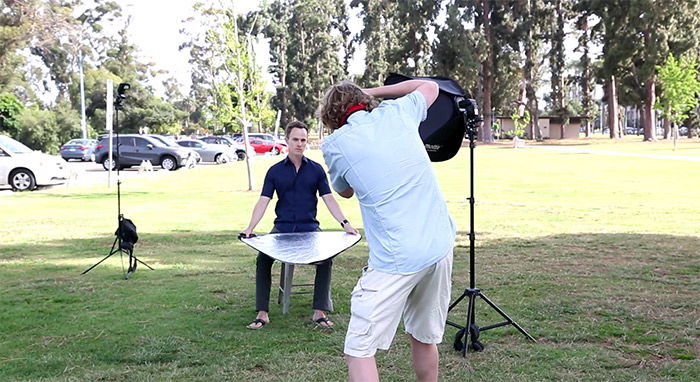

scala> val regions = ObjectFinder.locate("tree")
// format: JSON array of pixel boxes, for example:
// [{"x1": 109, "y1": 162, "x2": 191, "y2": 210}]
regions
[
  {"x1": 0, "y1": 93, "x2": 24, "y2": 136},
  {"x1": 181, "y1": 3, "x2": 276, "y2": 134},
  {"x1": 279, "y1": 0, "x2": 348, "y2": 125},
  {"x1": 656, "y1": 54, "x2": 700, "y2": 144},
  {"x1": 589, "y1": 0, "x2": 628, "y2": 139},
  {"x1": 17, "y1": 108, "x2": 60, "y2": 153},
  {"x1": 351, "y1": 0, "x2": 440, "y2": 86},
  {"x1": 511, "y1": 108, "x2": 530, "y2": 138},
  {"x1": 573, "y1": 6, "x2": 595, "y2": 137},
  {"x1": 547, "y1": 0, "x2": 572, "y2": 140},
  {"x1": 53, "y1": 100, "x2": 82, "y2": 144},
  {"x1": 1, "y1": 0, "x2": 122, "y2": 104},
  {"x1": 257, "y1": 0, "x2": 292, "y2": 125},
  {"x1": 517, "y1": 0, "x2": 549, "y2": 140},
  {"x1": 632, "y1": 0, "x2": 700, "y2": 141},
  {"x1": 433, "y1": 0, "x2": 523, "y2": 142},
  {"x1": 477, "y1": 0, "x2": 495, "y2": 142},
  {"x1": 432, "y1": 1, "x2": 481, "y2": 96},
  {"x1": 591, "y1": 0, "x2": 700, "y2": 141}
]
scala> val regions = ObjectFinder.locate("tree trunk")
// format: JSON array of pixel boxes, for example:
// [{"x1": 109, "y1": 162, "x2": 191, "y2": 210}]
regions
[
  {"x1": 663, "y1": 117, "x2": 671, "y2": 139},
  {"x1": 233, "y1": 16, "x2": 254, "y2": 191},
  {"x1": 480, "y1": 0, "x2": 494, "y2": 142},
  {"x1": 524, "y1": 63, "x2": 540, "y2": 140},
  {"x1": 553, "y1": 0, "x2": 567, "y2": 133},
  {"x1": 523, "y1": 5, "x2": 539, "y2": 141},
  {"x1": 607, "y1": 76, "x2": 620, "y2": 139},
  {"x1": 560, "y1": 121, "x2": 566, "y2": 140},
  {"x1": 643, "y1": 79, "x2": 656, "y2": 141}
]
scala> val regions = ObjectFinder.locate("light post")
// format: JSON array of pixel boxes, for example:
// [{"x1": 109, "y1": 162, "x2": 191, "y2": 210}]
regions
[{"x1": 79, "y1": 54, "x2": 87, "y2": 139}]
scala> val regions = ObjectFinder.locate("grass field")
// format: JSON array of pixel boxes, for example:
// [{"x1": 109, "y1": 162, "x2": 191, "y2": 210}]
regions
[{"x1": 1, "y1": 139, "x2": 698, "y2": 381}]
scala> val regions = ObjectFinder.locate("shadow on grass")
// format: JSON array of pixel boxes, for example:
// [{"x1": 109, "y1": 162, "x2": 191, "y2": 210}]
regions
[
  {"x1": 0, "y1": 231, "x2": 697, "y2": 381},
  {"x1": 30, "y1": 190, "x2": 166, "y2": 200}
]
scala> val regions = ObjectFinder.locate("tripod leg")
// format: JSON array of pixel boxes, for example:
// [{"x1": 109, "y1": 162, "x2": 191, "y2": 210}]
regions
[
  {"x1": 448, "y1": 292, "x2": 468, "y2": 312},
  {"x1": 479, "y1": 292, "x2": 536, "y2": 342},
  {"x1": 82, "y1": 237, "x2": 120, "y2": 275},
  {"x1": 461, "y1": 293, "x2": 477, "y2": 357},
  {"x1": 133, "y1": 256, "x2": 154, "y2": 270},
  {"x1": 125, "y1": 251, "x2": 136, "y2": 280}
]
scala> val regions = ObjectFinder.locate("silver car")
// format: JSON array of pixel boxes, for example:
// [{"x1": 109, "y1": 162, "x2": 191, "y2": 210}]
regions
[
  {"x1": 60, "y1": 138, "x2": 97, "y2": 161},
  {"x1": 149, "y1": 135, "x2": 200, "y2": 166},
  {"x1": 176, "y1": 139, "x2": 234, "y2": 164}
]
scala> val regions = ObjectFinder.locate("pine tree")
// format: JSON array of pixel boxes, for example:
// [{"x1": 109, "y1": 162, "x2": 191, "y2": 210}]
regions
[{"x1": 351, "y1": 0, "x2": 440, "y2": 86}]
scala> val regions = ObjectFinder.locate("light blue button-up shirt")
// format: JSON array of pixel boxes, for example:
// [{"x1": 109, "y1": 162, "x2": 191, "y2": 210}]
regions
[{"x1": 321, "y1": 91, "x2": 456, "y2": 275}]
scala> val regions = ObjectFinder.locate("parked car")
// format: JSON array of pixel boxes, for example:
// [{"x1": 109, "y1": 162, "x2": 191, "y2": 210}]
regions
[
  {"x1": 623, "y1": 127, "x2": 642, "y2": 135},
  {"x1": 0, "y1": 135, "x2": 69, "y2": 191},
  {"x1": 248, "y1": 138, "x2": 288, "y2": 155},
  {"x1": 60, "y1": 138, "x2": 97, "y2": 161},
  {"x1": 149, "y1": 135, "x2": 200, "y2": 165},
  {"x1": 93, "y1": 134, "x2": 195, "y2": 171},
  {"x1": 176, "y1": 139, "x2": 234, "y2": 164},
  {"x1": 248, "y1": 133, "x2": 287, "y2": 147},
  {"x1": 200, "y1": 136, "x2": 254, "y2": 160}
]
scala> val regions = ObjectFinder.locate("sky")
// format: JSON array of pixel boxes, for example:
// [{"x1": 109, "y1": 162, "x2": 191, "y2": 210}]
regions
[{"x1": 121, "y1": 1, "x2": 262, "y2": 95}]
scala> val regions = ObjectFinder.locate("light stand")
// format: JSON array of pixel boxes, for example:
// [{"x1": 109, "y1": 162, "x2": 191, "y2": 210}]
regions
[
  {"x1": 82, "y1": 83, "x2": 153, "y2": 279},
  {"x1": 446, "y1": 98, "x2": 536, "y2": 357}
]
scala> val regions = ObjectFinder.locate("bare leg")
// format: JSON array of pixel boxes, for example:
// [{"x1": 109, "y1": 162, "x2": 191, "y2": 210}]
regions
[
  {"x1": 409, "y1": 335, "x2": 439, "y2": 382},
  {"x1": 346, "y1": 355, "x2": 379, "y2": 382}
]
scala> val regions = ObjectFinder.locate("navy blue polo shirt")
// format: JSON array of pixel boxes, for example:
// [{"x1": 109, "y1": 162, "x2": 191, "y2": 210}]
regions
[{"x1": 261, "y1": 156, "x2": 332, "y2": 233}]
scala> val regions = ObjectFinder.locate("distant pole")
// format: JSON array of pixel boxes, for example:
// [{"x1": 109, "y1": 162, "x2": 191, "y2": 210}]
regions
[
  {"x1": 106, "y1": 79, "x2": 113, "y2": 188},
  {"x1": 79, "y1": 54, "x2": 87, "y2": 139}
]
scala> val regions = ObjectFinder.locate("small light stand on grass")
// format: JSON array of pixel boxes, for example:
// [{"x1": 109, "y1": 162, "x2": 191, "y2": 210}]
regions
[
  {"x1": 446, "y1": 98, "x2": 536, "y2": 357},
  {"x1": 81, "y1": 83, "x2": 153, "y2": 280}
]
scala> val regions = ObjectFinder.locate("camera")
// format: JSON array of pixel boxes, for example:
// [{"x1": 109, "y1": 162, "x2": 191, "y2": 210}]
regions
[
  {"x1": 114, "y1": 82, "x2": 130, "y2": 110},
  {"x1": 457, "y1": 98, "x2": 481, "y2": 121}
]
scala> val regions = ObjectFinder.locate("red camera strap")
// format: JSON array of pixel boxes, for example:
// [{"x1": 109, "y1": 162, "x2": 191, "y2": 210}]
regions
[{"x1": 338, "y1": 104, "x2": 368, "y2": 127}]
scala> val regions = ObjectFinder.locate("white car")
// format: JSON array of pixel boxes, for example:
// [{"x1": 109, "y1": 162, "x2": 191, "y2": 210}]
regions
[{"x1": 0, "y1": 135, "x2": 70, "y2": 191}]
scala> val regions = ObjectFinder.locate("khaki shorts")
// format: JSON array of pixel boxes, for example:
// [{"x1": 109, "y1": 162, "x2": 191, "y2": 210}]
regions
[{"x1": 343, "y1": 251, "x2": 453, "y2": 358}]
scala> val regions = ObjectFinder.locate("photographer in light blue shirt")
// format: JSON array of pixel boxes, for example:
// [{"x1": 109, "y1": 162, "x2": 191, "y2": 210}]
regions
[{"x1": 319, "y1": 80, "x2": 456, "y2": 382}]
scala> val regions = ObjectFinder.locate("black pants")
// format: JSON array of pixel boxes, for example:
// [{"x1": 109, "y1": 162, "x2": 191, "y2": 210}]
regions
[{"x1": 255, "y1": 227, "x2": 332, "y2": 312}]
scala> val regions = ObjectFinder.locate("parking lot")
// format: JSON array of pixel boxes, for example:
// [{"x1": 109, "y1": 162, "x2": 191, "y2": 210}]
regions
[
  {"x1": 0, "y1": 153, "x2": 283, "y2": 195},
  {"x1": 0, "y1": 160, "x2": 171, "y2": 195}
]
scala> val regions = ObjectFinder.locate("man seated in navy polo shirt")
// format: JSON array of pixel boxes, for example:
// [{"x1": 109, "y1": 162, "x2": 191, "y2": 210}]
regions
[{"x1": 240, "y1": 121, "x2": 359, "y2": 330}]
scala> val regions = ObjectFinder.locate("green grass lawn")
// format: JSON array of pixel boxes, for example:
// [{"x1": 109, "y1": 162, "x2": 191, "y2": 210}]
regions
[{"x1": 1, "y1": 140, "x2": 698, "y2": 381}]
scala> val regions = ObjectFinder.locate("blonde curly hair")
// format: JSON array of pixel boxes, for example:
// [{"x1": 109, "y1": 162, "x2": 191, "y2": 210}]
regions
[{"x1": 317, "y1": 81, "x2": 378, "y2": 131}]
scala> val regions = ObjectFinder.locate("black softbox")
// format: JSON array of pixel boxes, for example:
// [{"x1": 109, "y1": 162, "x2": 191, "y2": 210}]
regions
[{"x1": 384, "y1": 73, "x2": 468, "y2": 162}]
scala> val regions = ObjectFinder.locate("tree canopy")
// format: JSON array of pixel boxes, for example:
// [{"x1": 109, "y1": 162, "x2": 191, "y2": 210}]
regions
[{"x1": 2, "y1": 0, "x2": 700, "y2": 152}]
